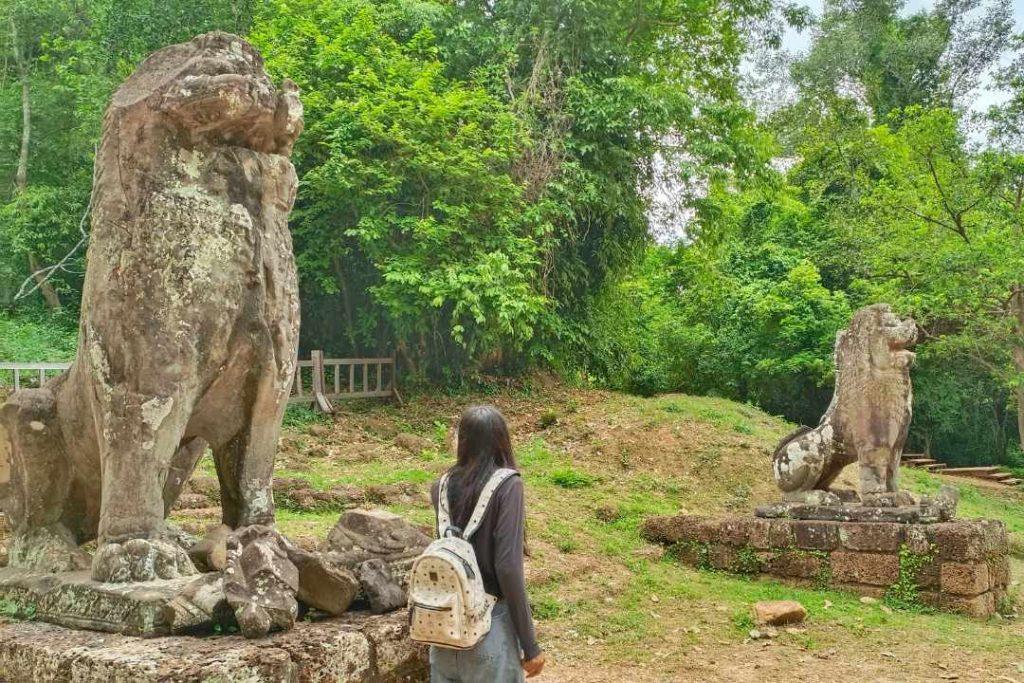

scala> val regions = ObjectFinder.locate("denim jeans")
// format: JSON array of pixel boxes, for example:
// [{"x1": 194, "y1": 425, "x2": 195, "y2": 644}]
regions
[{"x1": 429, "y1": 601, "x2": 525, "y2": 683}]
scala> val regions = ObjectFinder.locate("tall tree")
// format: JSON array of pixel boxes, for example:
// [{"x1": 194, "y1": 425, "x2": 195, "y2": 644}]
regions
[
  {"x1": 784, "y1": 0, "x2": 1012, "y2": 129},
  {"x1": 1, "y1": 0, "x2": 76, "y2": 310},
  {"x1": 0, "y1": 0, "x2": 259, "y2": 310},
  {"x1": 437, "y1": 0, "x2": 780, "y2": 310}
]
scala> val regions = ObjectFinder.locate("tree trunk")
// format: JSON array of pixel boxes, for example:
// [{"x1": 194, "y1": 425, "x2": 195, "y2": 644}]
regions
[
  {"x1": 10, "y1": 16, "x2": 61, "y2": 311},
  {"x1": 27, "y1": 253, "x2": 62, "y2": 311},
  {"x1": 10, "y1": 16, "x2": 29, "y2": 194},
  {"x1": 1012, "y1": 284, "x2": 1024, "y2": 453},
  {"x1": 331, "y1": 257, "x2": 358, "y2": 353},
  {"x1": 15, "y1": 76, "x2": 29, "y2": 191}
]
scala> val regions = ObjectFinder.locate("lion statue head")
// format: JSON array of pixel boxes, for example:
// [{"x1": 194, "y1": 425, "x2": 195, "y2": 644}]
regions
[{"x1": 835, "y1": 303, "x2": 918, "y2": 385}]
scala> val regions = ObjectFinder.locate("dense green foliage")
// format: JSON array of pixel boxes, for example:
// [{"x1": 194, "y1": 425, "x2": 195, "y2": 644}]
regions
[
  {"x1": 0, "y1": 306, "x2": 75, "y2": 362},
  {"x1": 248, "y1": 0, "x2": 777, "y2": 377},
  {"x1": 1, "y1": 0, "x2": 1021, "y2": 464},
  {"x1": 249, "y1": 0, "x2": 550, "y2": 373},
  {"x1": 671, "y1": 104, "x2": 1024, "y2": 463},
  {"x1": 0, "y1": 0, "x2": 256, "y2": 308},
  {"x1": 1, "y1": 0, "x2": 776, "y2": 375},
  {"x1": 573, "y1": 0, "x2": 1023, "y2": 464}
]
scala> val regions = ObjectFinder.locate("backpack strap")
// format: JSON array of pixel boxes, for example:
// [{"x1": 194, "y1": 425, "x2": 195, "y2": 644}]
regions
[
  {"x1": 463, "y1": 468, "x2": 519, "y2": 540},
  {"x1": 437, "y1": 471, "x2": 454, "y2": 538}
]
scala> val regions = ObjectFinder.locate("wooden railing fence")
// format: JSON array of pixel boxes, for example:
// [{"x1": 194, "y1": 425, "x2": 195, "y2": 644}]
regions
[
  {"x1": 0, "y1": 362, "x2": 70, "y2": 391},
  {"x1": 1, "y1": 352, "x2": 397, "y2": 410},
  {"x1": 290, "y1": 353, "x2": 397, "y2": 407}
]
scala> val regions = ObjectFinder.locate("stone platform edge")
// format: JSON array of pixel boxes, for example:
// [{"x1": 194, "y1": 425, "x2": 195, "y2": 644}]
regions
[
  {"x1": 0, "y1": 609, "x2": 427, "y2": 683},
  {"x1": 641, "y1": 514, "x2": 1009, "y2": 618}
]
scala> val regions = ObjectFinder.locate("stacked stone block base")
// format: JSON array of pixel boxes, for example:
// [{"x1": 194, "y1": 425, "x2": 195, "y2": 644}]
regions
[
  {"x1": 0, "y1": 610, "x2": 427, "y2": 682},
  {"x1": 642, "y1": 514, "x2": 1008, "y2": 617}
]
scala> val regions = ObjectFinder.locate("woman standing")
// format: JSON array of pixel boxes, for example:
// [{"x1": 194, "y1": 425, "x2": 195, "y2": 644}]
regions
[{"x1": 428, "y1": 405, "x2": 546, "y2": 682}]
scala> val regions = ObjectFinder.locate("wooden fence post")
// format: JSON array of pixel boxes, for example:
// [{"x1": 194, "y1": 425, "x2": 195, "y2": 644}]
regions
[
  {"x1": 310, "y1": 350, "x2": 334, "y2": 414},
  {"x1": 391, "y1": 353, "x2": 404, "y2": 405}
]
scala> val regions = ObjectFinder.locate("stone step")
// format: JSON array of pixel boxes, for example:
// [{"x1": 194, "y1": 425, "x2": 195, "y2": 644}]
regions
[
  {"x1": 1002, "y1": 478, "x2": 1022, "y2": 486},
  {"x1": 942, "y1": 466, "x2": 1001, "y2": 475},
  {"x1": 989, "y1": 472, "x2": 1015, "y2": 481},
  {"x1": 924, "y1": 463, "x2": 947, "y2": 471},
  {"x1": 904, "y1": 458, "x2": 937, "y2": 466}
]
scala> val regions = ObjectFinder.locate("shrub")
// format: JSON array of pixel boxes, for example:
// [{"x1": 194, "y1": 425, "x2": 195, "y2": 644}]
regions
[
  {"x1": 282, "y1": 404, "x2": 332, "y2": 428},
  {"x1": 550, "y1": 467, "x2": 596, "y2": 489},
  {"x1": 537, "y1": 409, "x2": 558, "y2": 429}
]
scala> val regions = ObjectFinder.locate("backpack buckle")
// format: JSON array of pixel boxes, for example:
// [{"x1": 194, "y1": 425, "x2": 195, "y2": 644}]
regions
[{"x1": 443, "y1": 525, "x2": 463, "y2": 539}]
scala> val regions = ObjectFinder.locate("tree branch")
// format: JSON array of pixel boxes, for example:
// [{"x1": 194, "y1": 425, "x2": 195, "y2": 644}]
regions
[
  {"x1": 920, "y1": 150, "x2": 971, "y2": 243},
  {"x1": 14, "y1": 146, "x2": 98, "y2": 303},
  {"x1": 898, "y1": 204, "x2": 967, "y2": 239}
]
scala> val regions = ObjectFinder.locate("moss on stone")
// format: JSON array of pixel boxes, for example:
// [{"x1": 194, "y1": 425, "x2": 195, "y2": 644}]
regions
[{"x1": 884, "y1": 542, "x2": 936, "y2": 611}]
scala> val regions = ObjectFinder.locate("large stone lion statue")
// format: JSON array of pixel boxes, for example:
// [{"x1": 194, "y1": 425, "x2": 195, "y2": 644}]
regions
[
  {"x1": 772, "y1": 303, "x2": 919, "y2": 506},
  {"x1": 0, "y1": 33, "x2": 302, "y2": 582}
]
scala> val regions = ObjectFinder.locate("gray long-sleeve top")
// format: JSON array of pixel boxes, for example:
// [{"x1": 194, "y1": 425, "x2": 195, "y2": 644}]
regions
[{"x1": 430, "y1": 474, "x2": 541, "y2": 661}]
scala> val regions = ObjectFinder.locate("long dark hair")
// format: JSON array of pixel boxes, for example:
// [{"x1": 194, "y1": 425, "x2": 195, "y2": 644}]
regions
[{"x1": 446, "y1": 405, "x2": 518, "y2": 529}]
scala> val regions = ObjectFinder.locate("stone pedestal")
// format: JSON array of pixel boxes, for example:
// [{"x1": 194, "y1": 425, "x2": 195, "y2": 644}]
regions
[
  {"x1": 0, "y1": 568, "x2": 230, "y2": 637},
  {"x1": 642, "y1": 514, "x2": 1009, "y2": 618},
  {"x1": 0, "y1": 610, "x2": 426, "y2": 682}
]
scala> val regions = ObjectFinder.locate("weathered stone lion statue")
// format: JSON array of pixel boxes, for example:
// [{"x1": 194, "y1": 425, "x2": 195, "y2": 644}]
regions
[
  {"x1": 0, "y1": 32, "x2": 303, "y2": 582},
  {"x1": 772, "y1": 303, "x2": 918, "y2": 507}
]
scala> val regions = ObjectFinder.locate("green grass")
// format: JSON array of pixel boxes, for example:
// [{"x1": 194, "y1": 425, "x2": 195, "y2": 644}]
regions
[
  {"x1": 275, "y1": 459, "x2": 435, "y2": 489},
  {"x1": 517, "y1": 438, "x2": 559, "y2": 474},
  {"x1": 274, "y1": 508, "x2": 339, "y2": 539},
  {"x1": 550, "y1": 467, "x2": 596, "y2": 489},
  {"x1": 281, "y1": 404, "x2": 332, "y2": 428},
  {"x1": 503, "y1": 431, "x2": 1024, "y2": 664},
  {"x1": 641, "y1": 394, "x2": 779, "y2": 439},
  {"x1": 902, "y1": 466, "x2": 1024, "y2": 541},
  {"x1": 187, "y1": 388, "x2": 1024, "y2": 673},
  {"x1": 548, "y1": 519, "x2": 1024, "y2": 660}
]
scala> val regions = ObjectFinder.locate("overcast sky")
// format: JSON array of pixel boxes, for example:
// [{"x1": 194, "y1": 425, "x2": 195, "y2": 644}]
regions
[{"x1": 781, "y1": 0, "x2": 1024, "y2": 113}]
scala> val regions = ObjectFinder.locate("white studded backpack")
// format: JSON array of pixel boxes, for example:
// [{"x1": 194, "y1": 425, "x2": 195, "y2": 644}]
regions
[{"x1": 408, "y1": 467, "x2": 518, "y2": 649}]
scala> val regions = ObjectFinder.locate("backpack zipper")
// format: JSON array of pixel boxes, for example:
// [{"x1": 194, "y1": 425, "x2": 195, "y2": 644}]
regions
[
  {"x1": 412, "y1": 602, "x2": 452, "y2": 612},
  {"x1": 437, "y1": 547, "x2": 476, "y2": 580}
]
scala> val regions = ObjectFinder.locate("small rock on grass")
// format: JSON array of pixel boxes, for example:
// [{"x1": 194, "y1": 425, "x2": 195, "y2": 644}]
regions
[
  {"x1": 752, "y1": 600, "x2": 807, "y2": 626},
  {"x1": 748, "y1": 627, "x2": 778, "y2": 640},
  {"x1": 860, "y1": 596, "x2": 878, "y2": 604}
]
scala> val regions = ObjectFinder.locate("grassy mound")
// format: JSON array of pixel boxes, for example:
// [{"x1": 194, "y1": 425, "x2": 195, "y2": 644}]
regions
[{"x1": 173, "y1": 382, "x2": 1024, "y2": 681}]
